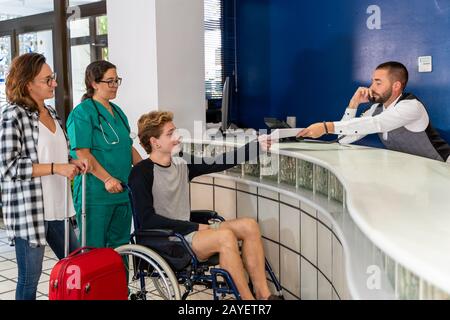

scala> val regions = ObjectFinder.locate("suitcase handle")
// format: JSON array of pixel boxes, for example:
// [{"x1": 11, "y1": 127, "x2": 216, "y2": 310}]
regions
[
  {"x1": 64, "y1": 174, "x2": 86, "y2": 258},
  {"x1": 68, "y1": 246, "x2": 96, "y2": 258}
]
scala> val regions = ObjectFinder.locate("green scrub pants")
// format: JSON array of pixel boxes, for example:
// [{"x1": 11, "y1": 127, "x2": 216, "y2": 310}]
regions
[{"x1": 75, "y1": 202, "x2": 132, "y2": 248}]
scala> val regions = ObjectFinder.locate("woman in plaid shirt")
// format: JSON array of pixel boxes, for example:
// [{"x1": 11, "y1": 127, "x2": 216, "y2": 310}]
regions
[{"x1": 0, "y1": 53, "x2": 88, "y2": 300}]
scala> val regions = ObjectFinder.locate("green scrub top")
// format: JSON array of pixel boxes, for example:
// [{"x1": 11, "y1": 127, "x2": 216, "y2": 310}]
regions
[{"x1": 67, "y1": 98, "x2": 133, "y2": 206}]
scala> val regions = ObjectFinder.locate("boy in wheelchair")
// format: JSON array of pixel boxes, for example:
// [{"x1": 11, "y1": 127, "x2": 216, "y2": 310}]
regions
[{"x1": 128, "y1": 111, "x2": 281, "y2": 300}]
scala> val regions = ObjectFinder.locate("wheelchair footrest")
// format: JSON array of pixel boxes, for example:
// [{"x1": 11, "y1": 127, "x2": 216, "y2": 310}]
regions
[{"x1": 210, "y1": 268, "x2": 241, "y2": 300}]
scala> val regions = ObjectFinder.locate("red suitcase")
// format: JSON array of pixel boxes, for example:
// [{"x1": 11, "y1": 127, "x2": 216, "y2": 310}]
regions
[{"x1": 49, "y1": 176, "x2": 128, "y2": 300}]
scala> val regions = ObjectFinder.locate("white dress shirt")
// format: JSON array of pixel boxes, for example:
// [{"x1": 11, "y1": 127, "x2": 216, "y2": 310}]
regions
[{"x1": 334, "y1": 94, "x2": 430, "y2": 144}]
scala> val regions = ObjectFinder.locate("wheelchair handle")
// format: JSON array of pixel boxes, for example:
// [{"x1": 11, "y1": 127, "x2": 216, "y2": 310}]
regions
[
  {"x1": 120, "y1": 183, "x2": 141, "y2": 230},
  {"x1": 121, "y1": 183, "x2": 131, "y2": 193}
]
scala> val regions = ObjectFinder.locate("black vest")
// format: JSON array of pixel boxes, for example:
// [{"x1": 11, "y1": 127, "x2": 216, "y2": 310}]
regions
[{"x1": 372, "y1": 93, "x2": 450, "y2": 162}]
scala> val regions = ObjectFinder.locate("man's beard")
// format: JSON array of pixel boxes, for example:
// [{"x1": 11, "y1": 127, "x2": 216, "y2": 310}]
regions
[{"x1": 373, "y1": 88, "x2": 392, "y2": 104}]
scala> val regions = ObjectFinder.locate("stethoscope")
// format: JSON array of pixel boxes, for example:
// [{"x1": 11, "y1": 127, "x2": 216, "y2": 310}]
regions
[{"x1": 90, "y1": 98, "x2": 137, "y2": 145}]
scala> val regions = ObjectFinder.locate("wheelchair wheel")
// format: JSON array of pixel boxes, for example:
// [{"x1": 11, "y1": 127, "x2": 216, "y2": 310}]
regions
[
  {"x1": 152, "y1": 276, "x2": 178, "y2": 300},
  {"x1": 115, "y1": 244, "x2": 182, "y2": 300}
]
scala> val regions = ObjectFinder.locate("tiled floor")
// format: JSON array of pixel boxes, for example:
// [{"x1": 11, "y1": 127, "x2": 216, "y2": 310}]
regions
[
  {"x1": 0, "y1": 227, "x2": 216, "y2": 300},
  {"x1": 0, "y1": 228, "x2": 60, "y2": 300}
]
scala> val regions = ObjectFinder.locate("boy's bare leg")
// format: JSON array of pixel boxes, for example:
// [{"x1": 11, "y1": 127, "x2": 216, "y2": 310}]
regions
[
  {"x1": 191, "y1": 228, "x2": 255, "y2": 300},
  {"x1": 219, "y1": 218, "x2": 272, "y2": 299}
]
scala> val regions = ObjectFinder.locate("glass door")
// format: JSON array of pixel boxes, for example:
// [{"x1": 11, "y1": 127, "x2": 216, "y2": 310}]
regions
[
  {"x1": 18, "y1": 29, "x2": 55, "y2": 107},
  {"x1": 0, "y1": 35, "x2": 12, "y2": 104},
  {"x1": 69, "y1": 14, "x2": 108, "y2": 107},
  {"x1": 70, "y1": 17, "x2": 92, "y2": 105}
]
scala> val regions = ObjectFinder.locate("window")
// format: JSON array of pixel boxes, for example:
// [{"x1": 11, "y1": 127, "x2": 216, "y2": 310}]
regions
[
  {"x1": 0, "y1": 0, "x2": 107, "y2": 118},
  {"x1": 0, "y1": 0, "x2": 54, "y2": 22},
  {"x1": 204, "y1": 0, "x2": 223, "y2": 99},
  {"x1": 18, "y1": 30, "x2": 55, "y2": 107},
  {"x1": 69, "y1": 0, "x2": 102, "y2": 6},
  {"x1": 69, "y1": 13, "x2": 108, "y2": 106},
  {"x1": 0, "y1": 35, "x2": 12, "y2": 103},
  {"x1": 96, "y1": 15, "x2": 108, "y2": 36}
]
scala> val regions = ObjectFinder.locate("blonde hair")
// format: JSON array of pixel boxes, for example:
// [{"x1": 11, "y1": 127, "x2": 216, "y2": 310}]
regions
[{"x1": 138, "y1": 111, "x2": 174, "y2": 154}]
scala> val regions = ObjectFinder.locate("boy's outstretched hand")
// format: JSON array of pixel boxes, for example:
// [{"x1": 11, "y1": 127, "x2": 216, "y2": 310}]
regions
[{"x1": 258, "y1": 135, "x2": 273, "y2": 152}]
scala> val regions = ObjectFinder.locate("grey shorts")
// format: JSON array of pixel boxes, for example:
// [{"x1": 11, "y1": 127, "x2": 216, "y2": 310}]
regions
[{"x1": 184, "y1": 221, "x2": 222, "y2": 245}]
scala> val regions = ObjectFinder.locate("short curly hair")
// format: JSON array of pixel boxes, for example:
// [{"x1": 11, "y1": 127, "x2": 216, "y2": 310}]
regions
[{"x1": 138, "y1": 111, "x2": 174, "y2": 154}]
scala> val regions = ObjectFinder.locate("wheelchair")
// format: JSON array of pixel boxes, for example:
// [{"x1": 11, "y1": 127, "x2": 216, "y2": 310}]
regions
[{"x1": 115, "y1": 185, "x2": 284, "y2": 300}]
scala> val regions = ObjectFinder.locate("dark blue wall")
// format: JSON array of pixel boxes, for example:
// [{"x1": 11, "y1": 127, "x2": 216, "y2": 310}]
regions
[{"x1": 234, "y1": 0, "x2": 450, "y2": 142}]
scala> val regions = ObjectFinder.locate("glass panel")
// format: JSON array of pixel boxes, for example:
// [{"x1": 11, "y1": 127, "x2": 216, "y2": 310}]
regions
[
  {"x1": 0, "y1": 0, "x2": 54, "y2": 22},
  {"x1": 421, "y1": 281, "x2": 450, "y2": 300},
  {"x1": 193, "y1": 144, "x2": 204, "y2": 158},
  {"x1": 69, "y1": 0, "x2": 102, "y2": 6},
  {"x1": 212, "y1": 144, "x2": 226, "y2": 175},
  {"x1": 397, "y1": 264, "x2": 420, "y2": 300},
  {"x1": 203, "y1": 143, "x2": 216, "y2": 159},
  {"x1": 296, "y1": 159, "x2": 313, "y2": 190},
  {"x1": 185, "y1": 143, "x2": 191, "y2": 155},
  {"x1": 314, "y1": 165, "x2": 328, "y2": 196},
  {"x1": 260, "y1": 152, "x2": 279, "y2": 183},
  {"x1": 96, "y1": 15, "x2": 108, "y2": 36},
  {"x1": 71, "y1": 44, "x2": 91, "y2": 106},
  {"x1": 18, "y1": 30, "x2": 55, "y2": 107},
  {"x1": 101, "y1": 47, "x2": 109, "y2": 61},
  {"x1": 70, "y1": 18, "x2": 90, "y2": 38},
  {"x1": 329, "y1": 172, "x2": 344, "y2": 203},
  {"x1": 0, "y1": 36, "x2": 12, "y2": 103},
  {"x1": 243, "y1": 161, "x2": 260, "y2": 179},
  {"x1": 384, "y1": 255, "x2": 396, "y2": 293},
  {"x1": 225, "y1": 146, "x2": 242, "y2": 175},
  {"x1": 204, "y1": 0, "x2": 223, "y2": 99},
  {"x1": 0, "y1": 13, "x2": 20, "y2": 22},
  {"x1": 18, "y1": 30, "x2": 54, "y2": 68},
  {"x1": 280, "y1": 155, "x2": 296, "y2": 186}
]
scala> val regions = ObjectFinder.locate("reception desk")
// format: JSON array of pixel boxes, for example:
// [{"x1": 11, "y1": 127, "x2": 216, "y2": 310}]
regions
[{"x1": 185, "y1": 138, "x2": 450, "y2": 300}]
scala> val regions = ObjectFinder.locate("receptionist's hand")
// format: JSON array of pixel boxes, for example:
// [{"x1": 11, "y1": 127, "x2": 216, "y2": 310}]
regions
[
  {"x1": 349, "y1": 87, "x2": 374, "y2": 109},
  {"x1": 297, "y1": 123, "x2": 326, "y2": 139},
  {"x1": 297, "y1": 122, "x2": 335, "y2": 139}
]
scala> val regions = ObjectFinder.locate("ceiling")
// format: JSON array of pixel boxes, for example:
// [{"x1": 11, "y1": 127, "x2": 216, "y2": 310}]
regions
[{"x1": 0, "y1": 0, "x2": 101, "y2": 17}]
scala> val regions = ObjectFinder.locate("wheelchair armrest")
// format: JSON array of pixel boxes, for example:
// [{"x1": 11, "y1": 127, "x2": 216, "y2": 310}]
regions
[
  {"x1": 135, "y1": 229, "x2": 176, "y2": 238},
  {"x1": 190, "y1": 210, "x2": 225, "y2": 224},
  {"x1": 134, "y1": 229, "x2": 197, "y2": 262}
]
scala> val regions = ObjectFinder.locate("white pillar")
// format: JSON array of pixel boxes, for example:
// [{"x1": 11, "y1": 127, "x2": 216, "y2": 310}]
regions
[{"x1": 107, "y1": 0, "x2": 206, "y2": 155}]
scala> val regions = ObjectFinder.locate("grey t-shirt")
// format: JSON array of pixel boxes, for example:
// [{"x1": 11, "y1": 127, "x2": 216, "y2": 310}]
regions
[
  {"x1": 128, "y1": 141, "x2": 259, "y2": 235},
  {"x1": 152, "y1": 157, "x2": 191, "y2": 223}
]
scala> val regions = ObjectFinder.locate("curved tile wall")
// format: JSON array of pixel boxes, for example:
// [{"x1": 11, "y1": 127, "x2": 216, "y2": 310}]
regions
[{"x1": 185, "y1": 140, "x2": 450, "y2": 300}]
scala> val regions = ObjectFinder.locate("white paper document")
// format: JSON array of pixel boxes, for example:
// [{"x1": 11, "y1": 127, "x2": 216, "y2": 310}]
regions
[{"x1": 269, "y1": 128, "x2": 304, "y2": 140}]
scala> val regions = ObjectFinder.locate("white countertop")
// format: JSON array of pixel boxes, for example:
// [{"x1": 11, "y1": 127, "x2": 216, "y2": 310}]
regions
[
  {"x1": 274, "y1": 142, "x2": 450, "y2": 294},
  {"x1": 187, "y1": 138, "x2": 450, "y2": 295}
]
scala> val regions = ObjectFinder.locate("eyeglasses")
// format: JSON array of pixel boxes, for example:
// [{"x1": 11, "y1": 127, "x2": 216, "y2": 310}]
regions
[
  {"x1": 98, "y1": 78, "x2": 122, "y2": 88},
  {"x1": 35, "y1": 73, "x2": 57, "y2": 87}
]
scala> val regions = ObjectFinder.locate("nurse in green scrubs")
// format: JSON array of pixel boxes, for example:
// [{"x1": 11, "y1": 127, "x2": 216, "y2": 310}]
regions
[{"x1": 66, "y1": 60, "x2": 142, "y2": 248}]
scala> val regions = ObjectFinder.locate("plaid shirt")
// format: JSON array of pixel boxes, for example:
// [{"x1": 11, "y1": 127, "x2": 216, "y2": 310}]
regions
[{"x1": 0, "y1": 103, "x2": 68, "y2": 247}]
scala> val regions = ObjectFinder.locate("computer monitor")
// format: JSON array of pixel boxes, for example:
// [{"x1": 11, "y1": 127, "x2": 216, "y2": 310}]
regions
[
  {"x1": 264, "y1": 118, "x2": 291, "y2": 130},
  {"x1": 221, "y1": 76, "x2": 231, "y2": 133}
]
